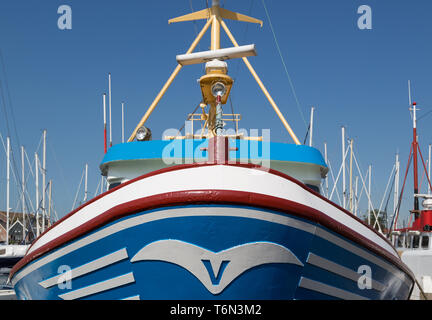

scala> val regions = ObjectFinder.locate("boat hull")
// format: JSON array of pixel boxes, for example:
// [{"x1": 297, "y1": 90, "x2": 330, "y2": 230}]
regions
[
  {"x1": 10, "y1": 164, "x2": 414, "y2": 300},
  {"x1": 12, "y1": 204, "x2": 412, "y2": 300}
]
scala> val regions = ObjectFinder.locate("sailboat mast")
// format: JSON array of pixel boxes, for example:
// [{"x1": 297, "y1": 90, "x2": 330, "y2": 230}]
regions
[
  {"x1": 109, "y1": 73, "x2": 112, "y2": 148},
  {"x1": 412, "y1": 101, "x2": 420, "y2": 216},
  {"x1": 309, "y1": 107, "x2": 315, "y2": 147},
  {"x1": 428, "y1": 144, "x2": 431, "y2": 195},
  {"x1": 21, "y1": 146, "x2": 26, "y2": 243},
  {"x1": 35, "y1": 153, "x2": 39, "y2": 237},
  {"x1": 42, "y1": 129, "x2": 46, "y2": 233},
  {"x1": 6, "y1": 137, "x2": 10, "y2": 245}
]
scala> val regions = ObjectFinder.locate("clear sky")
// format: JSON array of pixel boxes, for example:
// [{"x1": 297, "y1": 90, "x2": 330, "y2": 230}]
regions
[{"x1": 0, "y1": 0, "x2": 431, "y2": 228}]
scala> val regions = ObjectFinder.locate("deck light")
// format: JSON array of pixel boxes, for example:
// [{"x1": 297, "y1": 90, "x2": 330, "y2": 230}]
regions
[
  {"x1": 136, "y1": 126, "x2": 152, "y2": 141},
  {"x1": 211, "y1": 82, "x2": 226, "y2": 97}
]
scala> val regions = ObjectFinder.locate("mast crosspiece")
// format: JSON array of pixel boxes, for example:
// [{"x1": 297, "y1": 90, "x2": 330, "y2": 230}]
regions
[{"x1": 128, "y1": 1, "x2": 301, "y2": 145}]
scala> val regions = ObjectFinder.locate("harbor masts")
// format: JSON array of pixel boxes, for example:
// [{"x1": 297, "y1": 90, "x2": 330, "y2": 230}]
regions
[
  {"x1": 429, "y1": 144, "x2": 431, "y2": 195},
  {"x1": 84, "y1": 163, "x2": 88, "y2": 203},
  {"x1": 368, "y1": 164, "x2": 372, "y2": 225},
  {"x1": 411, "y1": 101, "x2": 420, "y2": 217},
  {"x1": 394, "y1": 153, "x2": 400, "y2": 215},
  {"x1": 109, "y1": 73, "x2": 112, "y2": 148},
  {"x1": 341, "y1": 126, "x2": 346, "y2": 209},
  {"x1": 103, "y1": 93, "x2": 107, "y2": 154},
  {"x1": 349, "y1": 139, "x2": 354, "y2": 213},
  {"x1": 324, "y1": 142, "x2": 329, "y2": 198},
  {"x1": 21, "y1": 146, "x2": 26, "y2": 243},
  {"x1": 6, "y1": 137, "x2": 10, "y2": 245},
  {"x1": 122, "y1": 102, "x2": 125, "y2": 143},
  {"x1": 35, "y1": 153, "x2": 39, "y2": 237},
  {"x1": 408, "y1": 80, "x2": 420, "y2": 217},
  {"x1": 42, "y1": 129, "x2": 46, "y2": 233},
  {"x1": 309, "y1": 107, "x2": 314, "y2": 147},
  {"x1": 48, "y1": 180, "x2": 52, "y2": 227}
]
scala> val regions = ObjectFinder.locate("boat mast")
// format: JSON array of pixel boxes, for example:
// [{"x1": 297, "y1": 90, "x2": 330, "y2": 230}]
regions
[
  {"x1": 109, "y1": 73, "x2": 112, "y2": 148},
  {"x1": 309, "y1": 107, "x2": 315, "y2": 147},
  {"x1": 394, "y1": 153, "x2": 399, "y2": 215},
  {"x1": 84, "y1": 163, "x2": 88, "y2": 203},
  {"x1": 42, "y1": 129, "x2": 46, "y2": 233},
  {"x1": 6, "y1": 137, "x2": 10, "y2": 245},
  {"x1": 410, "y1": 87, "x2": 420, "y2": 217},
  {"x1": 35, "y1": 152, "x2": 39, "y2": 237},
  {"x1": 324, "y1": 142, "x2": 329, "y2": 198},
  {"x1": 103, "y1": 93, "x2": 107, "y2": 154},
  {"x1": 21, "y1": 145, "x2": 26, "y2": 243},
  {"x1": 368, "y1": 164, "x2": 372, "y2": 225},
  {"x1": 349, "y1": 138, "x2": 354, "y2": 213},
  {"x1": 342, "y1": 126, "x2": 346, "y2": 209},
  {"x1": 127, "y1": 1, "x2": 301, "y2": 145},
  {"x1": 122, "y1": 102, "x2": 125, "y2": 143},
  {"x1": 428, "y1": 144, "x2": 431, "y2": 195}
]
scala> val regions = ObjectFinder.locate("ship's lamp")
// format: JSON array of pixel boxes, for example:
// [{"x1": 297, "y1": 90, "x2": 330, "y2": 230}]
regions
[
  {"x1": 211, "y1": 82, "x2": 226, "y2": 97},
  {"x1": 136, "y1": 126, "x2": 152, "y2": 141}
]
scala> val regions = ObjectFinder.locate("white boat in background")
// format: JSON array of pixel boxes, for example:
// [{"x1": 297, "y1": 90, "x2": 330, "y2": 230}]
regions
[
  {"x1": 0, "y1": 244, "x2": 28, "y2": 300},
  {"x1": 390, "y1": 96, "x2": 432, "y2": 300}
]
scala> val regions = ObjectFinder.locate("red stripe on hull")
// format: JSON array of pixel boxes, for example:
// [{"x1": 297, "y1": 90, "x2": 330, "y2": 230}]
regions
[{"x1": 11, "y1": 188, "x2": 414, "y2": 282}]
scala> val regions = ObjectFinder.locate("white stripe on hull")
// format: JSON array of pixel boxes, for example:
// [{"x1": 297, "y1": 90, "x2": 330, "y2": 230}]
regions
[
  {"x1": 58, "y1": 272, "x2": 135, "y2": 300},
  {"x1": 39, "y1": 248, "x2": 129, "y2": 289},
  {"x1": 13, "y1": 206, "x2": 406, "y2": 290},
  {"x1": 306, "y1": 253, "x2": 386, "y2": 292},
  {"x1": 12, "y1": 206, "x2": 317, "y2": 285},
  {"x1": 26, "y1": 165, "x2": 397, "y2": 257},
  {"x1": 298, "y1": 277, "x2": 369, "y2": 300}
]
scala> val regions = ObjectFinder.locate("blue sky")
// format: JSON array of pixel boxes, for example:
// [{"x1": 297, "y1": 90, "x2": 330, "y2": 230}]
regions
[{"x1": 0, "y1": 0, "x2": 431, "y2": 228}]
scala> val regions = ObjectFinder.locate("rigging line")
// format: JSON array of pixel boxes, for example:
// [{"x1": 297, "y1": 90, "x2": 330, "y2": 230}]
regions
[
  {"x1": 418, "y1": 108, "x2": 432, "y2": 121},
  {"x1": 389, "y1": 145, "x2": 413, "y2": 232},
  {"x1": 326, "y1": 158, "x2": 342, "y2": 206},
  {"x1": 228, "y1": 95, "x2": 236, "y2": 129},
  {"x1": 0, "y1": 50, "x2": 29, "y2": 201},
  {"x1": 0, "y1": 49, "x2": 22, "y2": 152},
  {"x1": 329, "y1": 145, "x2": 350, "y2": 201},
  {"x1": 383, "y1": 170, "x2": 397, "y2": 229},
  {"x1": 260, "y1": 0, "x2": 308, "y2": 129},
  {"x1": 176, "y1": 101, "x2": 202, "y2": 136},
  {"x1": 47, "y1": 138, "x2": 73, "y2": 202},
  {"x1": 189, "y1": 0, "x2": 202, "y2": 52},
  {"x1": 351, "y1": 151, "x2": 382, "y2": 233},
  {"x1": 372, "y1": 164, "x2": 395, "y2": 229},
  {"x1": 71, "y1": 167, "x2": 85, "y2": 211},
  {"x1": 302, "y1": 124, "x2": 310, "y2": 145},
  {"x1": 232, "y1": 0, "x2": 255, "y2": 81},
  {"x1": 356, "y1": 166, "x2": 370, "y2": 209}
]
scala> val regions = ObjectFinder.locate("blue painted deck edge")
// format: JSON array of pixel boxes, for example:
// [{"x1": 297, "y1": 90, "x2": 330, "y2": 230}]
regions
[{"x1": 100, "y1": 140, "x2": 327, "y2": 167}]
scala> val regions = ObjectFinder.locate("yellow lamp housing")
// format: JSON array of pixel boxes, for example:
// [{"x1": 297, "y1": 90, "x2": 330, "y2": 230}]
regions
[{"x1": 199, "y1": 73, "x2": 233, "y2": 105}]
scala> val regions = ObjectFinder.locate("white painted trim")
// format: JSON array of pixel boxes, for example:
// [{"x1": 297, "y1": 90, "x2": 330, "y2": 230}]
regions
[
  {"x1": 39, "y1": 248, "x2": 129, "y2": 289},
  {"x1": 26, "y1": 165, "x2": 396, "y2": 257},
  {"x1": 298, "y1": 277, "x2": 369, "y2": 300},
  {"x1": 58, "y1": 272, "x2": 135, "y2": 300},
  {"x1": 13, "y1": 206, "x2": 317, "y2": 285}
]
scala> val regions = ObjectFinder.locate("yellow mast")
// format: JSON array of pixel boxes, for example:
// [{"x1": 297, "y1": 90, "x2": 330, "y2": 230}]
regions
[{"x1": 127, "y1": 0, "x2": 301, "y2": 145}]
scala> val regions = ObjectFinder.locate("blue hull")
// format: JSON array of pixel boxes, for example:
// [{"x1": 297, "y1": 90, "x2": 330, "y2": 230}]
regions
[{"x1": 12, "y1": 205, "x2": 413, "y2": 300}]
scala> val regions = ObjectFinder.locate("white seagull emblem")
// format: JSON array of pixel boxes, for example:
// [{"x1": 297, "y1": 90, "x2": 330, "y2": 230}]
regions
[{"x1": 131, "y1": 240, "x2": 303, "y2": 294}]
